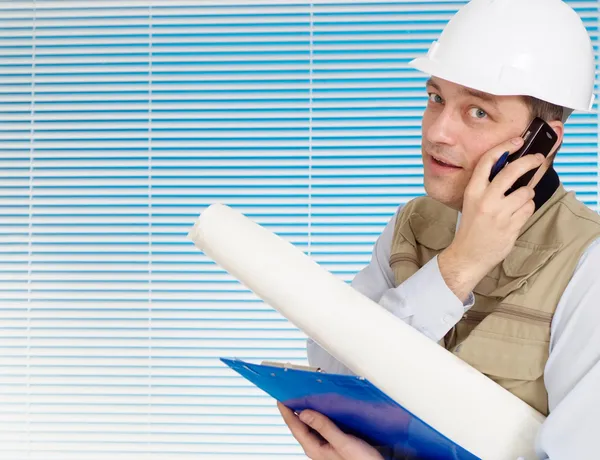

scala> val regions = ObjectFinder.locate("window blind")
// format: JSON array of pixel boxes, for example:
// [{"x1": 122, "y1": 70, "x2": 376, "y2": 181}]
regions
[{"x1": 0, "y1": 1, "x2": 597, "y2": 459}]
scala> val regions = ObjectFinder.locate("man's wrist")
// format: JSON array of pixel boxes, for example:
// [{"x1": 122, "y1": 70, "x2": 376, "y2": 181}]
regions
[{"x1": 438, "y1": 244, "x2": 487, "y2": 303}]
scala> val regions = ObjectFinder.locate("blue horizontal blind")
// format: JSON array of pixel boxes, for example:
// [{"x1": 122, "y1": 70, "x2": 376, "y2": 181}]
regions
[{"x1": 0, "y1": 1, "x2": 597, "y2": 459}]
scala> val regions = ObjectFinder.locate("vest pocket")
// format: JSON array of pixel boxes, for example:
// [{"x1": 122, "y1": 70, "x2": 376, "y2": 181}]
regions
[
  {"x1": 453, "y1": 321, "x2": 550, "y2": 382},
  {"x1": 490, "y1": 241, "x2": 562, "y2": 297},
  {"x1": 501, "y1": 241, "x2": 561, "y2": 277}
]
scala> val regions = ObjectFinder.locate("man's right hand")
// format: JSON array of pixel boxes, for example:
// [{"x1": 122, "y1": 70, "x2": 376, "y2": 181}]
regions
[{"x1": 438, "y1": 136, "x2": 546, "y2": 302}]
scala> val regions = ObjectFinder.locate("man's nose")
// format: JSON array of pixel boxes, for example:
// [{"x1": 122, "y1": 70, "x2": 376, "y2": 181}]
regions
[{"x1": 425, "y1": 108, "x2": 459, "y2": 147}]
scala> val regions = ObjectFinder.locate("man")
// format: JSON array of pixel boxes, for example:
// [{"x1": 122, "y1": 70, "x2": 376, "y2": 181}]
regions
[{"x1": 277, "y1": 0, "x2": 600, "y2": 459}]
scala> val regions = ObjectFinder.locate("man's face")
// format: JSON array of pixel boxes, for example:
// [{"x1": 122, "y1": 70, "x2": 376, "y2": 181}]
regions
[{"x1": 421, "y1": 77, "x2": 532, "y2": 210}]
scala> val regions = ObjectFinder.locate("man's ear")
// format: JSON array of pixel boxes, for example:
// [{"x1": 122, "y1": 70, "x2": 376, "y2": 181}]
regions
[{"x1": 546, "y1": 120, "x2": 564, "y2": 151}]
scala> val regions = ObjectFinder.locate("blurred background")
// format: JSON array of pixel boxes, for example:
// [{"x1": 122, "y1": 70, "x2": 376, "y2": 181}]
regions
[{"x1": 0, "y1": 0, "x2": 598, "y2": 458}]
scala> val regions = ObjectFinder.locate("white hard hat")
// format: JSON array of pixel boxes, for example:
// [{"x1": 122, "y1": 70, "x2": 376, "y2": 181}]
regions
[{"x1": 409, "y1": 0, "x2": 595, "y2": 121}]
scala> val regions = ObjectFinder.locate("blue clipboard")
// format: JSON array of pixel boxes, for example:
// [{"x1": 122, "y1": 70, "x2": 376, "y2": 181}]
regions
[{"x1": 221, "y1": 357, "x2": 480, "y2": 460}]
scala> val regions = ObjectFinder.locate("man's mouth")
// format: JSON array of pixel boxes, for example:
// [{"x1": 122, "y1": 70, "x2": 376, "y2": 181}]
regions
[{"x1": 429, "y1": 153, "x2": 461, "y2": 169}]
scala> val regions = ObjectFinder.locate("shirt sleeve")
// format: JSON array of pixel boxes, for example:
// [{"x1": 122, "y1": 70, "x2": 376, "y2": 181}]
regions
[
  {"x1": 307, "y1": 206, "x2": 475, "y2": 373},
  {"x1": 535, "y1": 237, "x2": 600, "y2": 460}
]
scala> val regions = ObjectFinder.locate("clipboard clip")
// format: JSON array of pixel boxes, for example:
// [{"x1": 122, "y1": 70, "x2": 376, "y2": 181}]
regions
[{"x1": 261, "y1": 360, "x2": 324, "y2": 373}]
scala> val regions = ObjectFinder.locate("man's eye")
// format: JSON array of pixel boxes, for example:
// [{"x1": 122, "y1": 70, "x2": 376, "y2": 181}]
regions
[
  {"x1": 469, "y1": 107, "x2": 488, "y2": 119},
  {"x1": 428, "y1": 93, "x2": 443, "y2": 104}
]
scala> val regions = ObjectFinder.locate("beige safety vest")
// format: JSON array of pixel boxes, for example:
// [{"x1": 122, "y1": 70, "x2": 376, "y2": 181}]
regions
[{"x1": 390, "y1": 186, "x2": 600, "y2": 415}]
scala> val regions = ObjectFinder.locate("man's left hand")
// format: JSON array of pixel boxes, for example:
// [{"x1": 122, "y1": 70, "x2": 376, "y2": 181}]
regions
[{"x1": 277, "y1": 402, "x2": 384, "y2": 460}]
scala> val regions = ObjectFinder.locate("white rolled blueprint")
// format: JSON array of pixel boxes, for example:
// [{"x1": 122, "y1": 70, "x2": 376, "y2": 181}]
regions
[{"x1": 188, "y1": 203, "x2": 545, "y2": 460}]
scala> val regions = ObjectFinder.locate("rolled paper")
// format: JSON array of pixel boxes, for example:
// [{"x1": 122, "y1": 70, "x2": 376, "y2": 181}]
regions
[{"x1": 188, "y1": 203, "x2": 545, "y2": 460}]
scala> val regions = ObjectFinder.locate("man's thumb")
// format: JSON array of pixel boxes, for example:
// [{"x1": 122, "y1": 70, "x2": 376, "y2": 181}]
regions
[{"x1": 299, "y1": 410, "x2": 345, "y2": 447}]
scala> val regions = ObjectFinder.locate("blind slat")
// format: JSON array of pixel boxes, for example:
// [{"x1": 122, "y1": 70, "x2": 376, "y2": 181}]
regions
[{"x1": 1, "y1": 1, "x2": 598, "y2": 458}]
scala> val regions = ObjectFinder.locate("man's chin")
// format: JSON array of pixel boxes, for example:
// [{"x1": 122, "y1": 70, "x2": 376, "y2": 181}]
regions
[{"x1": 423, "y1": 181, "x2": 462, "y2": 210}]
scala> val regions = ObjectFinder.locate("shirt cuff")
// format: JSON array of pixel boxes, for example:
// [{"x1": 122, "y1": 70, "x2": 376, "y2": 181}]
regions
[{"x1": 379, "y1": 255, "x2": 474, "y2": 342}]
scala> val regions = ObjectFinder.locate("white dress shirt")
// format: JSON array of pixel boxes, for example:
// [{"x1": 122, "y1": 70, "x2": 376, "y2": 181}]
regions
[{"x1": 307, "y1": 205, "x2": 600, "y2": 460}]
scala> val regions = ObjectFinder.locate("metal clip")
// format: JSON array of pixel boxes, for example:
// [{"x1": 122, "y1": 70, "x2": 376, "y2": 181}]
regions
[{"x1": 261, "y1": 361, "x2": 324, "y2": 373}]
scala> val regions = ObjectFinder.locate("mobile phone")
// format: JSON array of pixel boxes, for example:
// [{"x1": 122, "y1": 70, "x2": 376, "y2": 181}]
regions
[{"x1": 488, "y1": 117, "x2": 558, "y2": 194}]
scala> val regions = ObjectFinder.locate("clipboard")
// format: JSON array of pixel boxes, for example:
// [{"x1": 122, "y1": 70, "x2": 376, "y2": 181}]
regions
[{"x1": 221, "y1": 357, "x2": 480, "y2": 460}]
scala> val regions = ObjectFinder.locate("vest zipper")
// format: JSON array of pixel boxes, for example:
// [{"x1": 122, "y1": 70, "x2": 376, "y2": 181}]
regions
[
  {"x1": 461, "y1": 310, "x2": 488, "y2": 323},
  {"x1": 463, "y1": 305, "x2": 552, "y2": 324}
]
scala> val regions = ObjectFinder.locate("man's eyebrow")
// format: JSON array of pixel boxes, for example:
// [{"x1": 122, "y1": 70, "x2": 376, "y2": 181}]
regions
[
  {"x1": 425, "y1": 78, "x2": 440, "y2": 91},
  {"x1": 458, "y1": 86, "x2": 499, "y2": 109},
  {"x1": 425, "y1": 78, "x2": 499, "y2": 109}
]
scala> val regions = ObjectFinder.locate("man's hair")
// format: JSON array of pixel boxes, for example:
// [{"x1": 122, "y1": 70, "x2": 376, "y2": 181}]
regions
[{"x1": 522, "y1": 96, "x2": 564, "y2": 122}]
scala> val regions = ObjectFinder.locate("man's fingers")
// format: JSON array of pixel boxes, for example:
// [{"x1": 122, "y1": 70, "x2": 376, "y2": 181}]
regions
[
  {"x1": 511, "y1": 199, "x2": 536, "y2": 229},
  {"x1": 277, "y1": 402, "x2": 339, "y2": 460},
  {"x1": 489, "y1": 153, "x2": 545, "y2": 196},
  {"x1": 298, "y1": 409, "x2": 348, "y2": 452},
  {"x1": 501, "y1": 186, "x2": 535, "y2": 216},
  {"x1": 469, "y1": 137, "x2": 525, "y2": 193},
  {"x1": 278, "y1": 402, "x2": 312, "y2": 442}
]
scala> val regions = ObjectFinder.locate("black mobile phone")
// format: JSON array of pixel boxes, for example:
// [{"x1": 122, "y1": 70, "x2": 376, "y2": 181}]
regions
[{"x1": 489, "y1": 117, "x2": 558, "y2": 194}]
